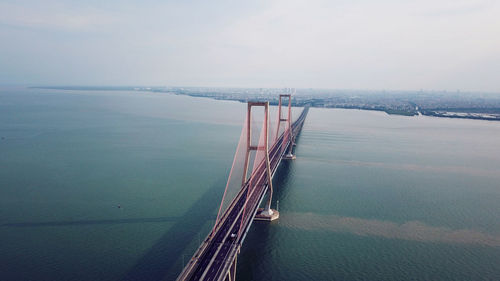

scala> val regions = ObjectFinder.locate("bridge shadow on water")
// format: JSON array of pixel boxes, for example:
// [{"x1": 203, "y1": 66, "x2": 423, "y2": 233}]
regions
[
  {"x1": 1, "y1": 217, "x2": 181, "y2": 228},
  {"x1": 272, "y1": 160, "x2": 294, "y2": 201},
  {"x1": 121, "y1": 179, "x2": 224, "y2": 281},
  {"x1": 0, "y1": 179, "x2": 224, "y2": 281},
  {"x1": 270, "y1": 131, "x2": 303, "y2": 206}
]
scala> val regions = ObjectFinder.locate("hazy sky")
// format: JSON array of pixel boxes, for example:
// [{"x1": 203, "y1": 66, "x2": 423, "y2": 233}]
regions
[{"x1": 1, "y1": 0, "x2": 499, "y2": 91}]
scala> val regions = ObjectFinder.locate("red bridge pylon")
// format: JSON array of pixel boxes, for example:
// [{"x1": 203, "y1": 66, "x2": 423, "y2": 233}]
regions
[
  {"x1": 277, "y1": 90, "x2": 296, "y2": 160},
  {"x1": 241, "y1": 102, "x2": 278, "y2": 224}
]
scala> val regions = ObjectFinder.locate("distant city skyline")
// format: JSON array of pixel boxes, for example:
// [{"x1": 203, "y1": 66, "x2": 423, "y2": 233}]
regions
[{"x1": 1, "y1": 0, "x2": 499, "y2": 92}]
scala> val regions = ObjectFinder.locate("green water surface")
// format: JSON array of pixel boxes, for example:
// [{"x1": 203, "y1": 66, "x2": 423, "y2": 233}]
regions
[{"x1": 1, "y1": 87, "x2": 499, "y2": 281}]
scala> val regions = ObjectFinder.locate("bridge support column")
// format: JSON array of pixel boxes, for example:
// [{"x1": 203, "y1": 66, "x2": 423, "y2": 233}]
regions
[
  {"x1": 242, "y1": 102, "x2": 273, "y2": 191},
  {"x1": 243, "y1": 102, "x2": 279, "y2": 222},
  {"x1": 277, "y1": 91, "x2": 296, "y2": 160}
]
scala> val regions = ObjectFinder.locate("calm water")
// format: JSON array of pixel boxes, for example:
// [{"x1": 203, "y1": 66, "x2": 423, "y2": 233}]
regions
[{"x1": 1, "y1": 87, "x2": 499, "y2": 280}]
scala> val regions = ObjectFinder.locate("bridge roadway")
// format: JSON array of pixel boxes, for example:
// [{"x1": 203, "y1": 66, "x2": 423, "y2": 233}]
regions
[{"x1": 177, "y1": 106, "x2": 309, "y2": 281}]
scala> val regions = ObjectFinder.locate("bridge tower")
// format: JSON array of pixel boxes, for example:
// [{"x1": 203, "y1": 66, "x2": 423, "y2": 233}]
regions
[
  {"x1": 243, "y1": 102, "x2": 279, "y2": 222},
  {"x1": 276, "y1": 91, "x2": 296, "y2": 160}
]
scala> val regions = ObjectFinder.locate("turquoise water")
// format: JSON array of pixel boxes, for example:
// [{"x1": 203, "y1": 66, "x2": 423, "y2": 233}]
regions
[
  {"x1": 1, "y1": 87, "x2": 499, "y2": 280},
  {"x1": 239, "y1": 108, "x2": 500, "y2": 281}
]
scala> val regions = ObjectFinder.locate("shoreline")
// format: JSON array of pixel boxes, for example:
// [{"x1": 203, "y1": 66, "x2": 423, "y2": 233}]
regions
[{"x1": 31, "y1": 86, "x2": 500, "y2": 122}]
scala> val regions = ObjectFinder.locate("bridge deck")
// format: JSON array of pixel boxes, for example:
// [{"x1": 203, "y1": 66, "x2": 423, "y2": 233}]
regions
[{"x1": 177, "y1": 106, "x2": 309, "y2": 281}]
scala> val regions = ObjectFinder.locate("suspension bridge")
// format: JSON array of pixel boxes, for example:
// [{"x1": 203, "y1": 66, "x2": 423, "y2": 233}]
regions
[{"x1": 177, "y1": 93, "x2": 309, "y2": 281}]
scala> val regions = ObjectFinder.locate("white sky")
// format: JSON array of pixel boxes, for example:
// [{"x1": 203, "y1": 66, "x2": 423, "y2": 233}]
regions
[{"x1": 1, "y1": 0, "x2": 499, "y2": 92}]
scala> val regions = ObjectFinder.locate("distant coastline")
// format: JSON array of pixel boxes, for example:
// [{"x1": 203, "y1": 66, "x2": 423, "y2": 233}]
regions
[{"x1": 33, "y1": 86, "x2": 500, "y2": 121}]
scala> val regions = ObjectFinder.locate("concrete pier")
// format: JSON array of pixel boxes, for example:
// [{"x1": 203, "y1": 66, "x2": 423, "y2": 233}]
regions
[{"x1": 254, "y1": 208, "x2": 280, "y2": 221}]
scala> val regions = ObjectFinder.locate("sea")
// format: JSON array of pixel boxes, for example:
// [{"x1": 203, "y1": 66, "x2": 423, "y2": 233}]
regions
[{"x1": 1, "y1": 86, "x2": 499, "y2": 281}]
